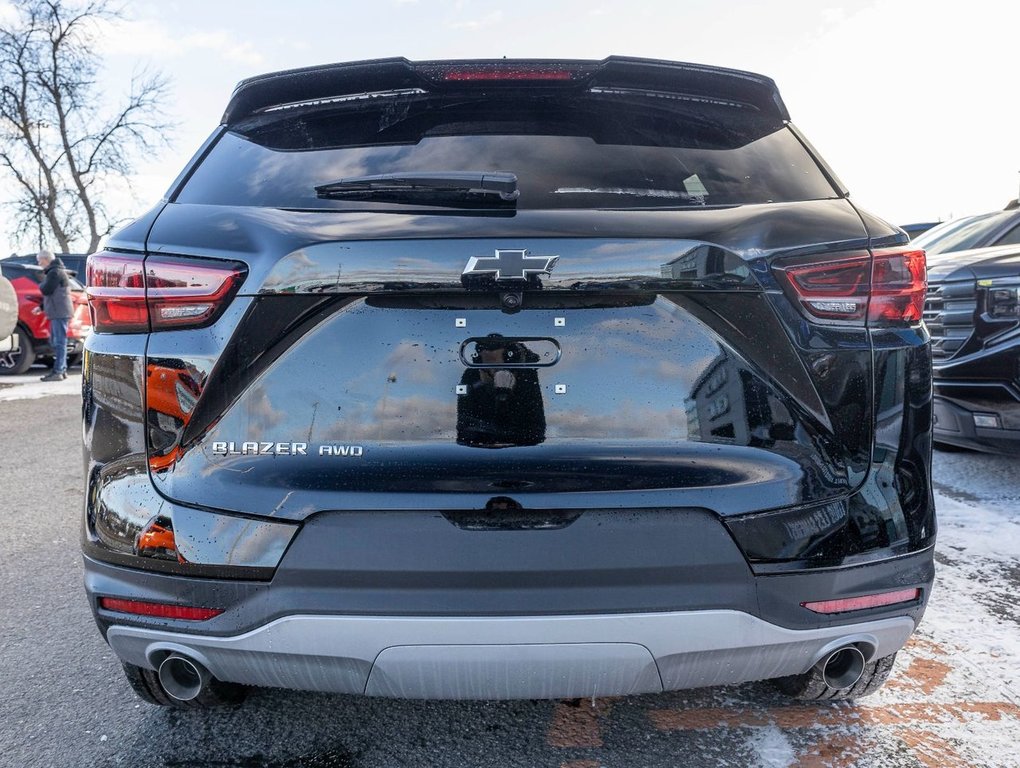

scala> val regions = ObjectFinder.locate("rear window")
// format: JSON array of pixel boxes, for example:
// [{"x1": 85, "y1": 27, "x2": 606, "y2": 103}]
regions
[
  {"x1": 0, "y1": 263, "x2": 82, "y2": 289},
  {"x1": 178, "y1": 93, "x2": 838, "y2": 210},
  {"x1": 1, "y1": 264, "x2": 41, "y2": 284}
]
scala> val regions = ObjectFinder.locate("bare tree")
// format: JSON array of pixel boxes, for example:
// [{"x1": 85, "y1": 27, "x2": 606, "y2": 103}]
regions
[{"x1": 0, "y1": 0, "x2": 170, "y2": 254}]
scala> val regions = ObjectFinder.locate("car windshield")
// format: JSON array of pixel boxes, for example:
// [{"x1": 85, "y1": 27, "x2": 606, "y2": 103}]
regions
[
  {"x1": 178, "y1": 91, "x2": 839, "y2": 211},
  {"x1": 911, "y1": 211, "x2": 1015, "y2": 254}
]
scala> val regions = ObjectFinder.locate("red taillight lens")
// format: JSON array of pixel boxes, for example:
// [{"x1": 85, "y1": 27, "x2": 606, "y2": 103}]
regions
[
  {"x1": 98, "y1": 597, "x2": 223, "y2": 621},
  {"x1": 781, "y1": 255, "x2": 870, "y2": 322},
  {"x1": 86, "y1": 252, "x2": 148, "y2": 332},
  {"x1": 801, "y1": 588, "x2": 920, "y2": 614},
  {"x1": 145, "y1": 256, "x2": 245, "y2": 330},
  {"x1": 870, "y1": 248, "x2": 927, "y2": 324},
  {"x1": 86, "y1": 252, "x2": 246, "y2": 333},
  {"x1": 777, "y1": 248, "x2": 926, "y2": 327}
]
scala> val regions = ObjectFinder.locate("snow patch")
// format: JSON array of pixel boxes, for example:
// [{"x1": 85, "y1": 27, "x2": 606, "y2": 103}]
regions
[{"x1": 748, "y1": 725, "x2": 795, "y2": 768}]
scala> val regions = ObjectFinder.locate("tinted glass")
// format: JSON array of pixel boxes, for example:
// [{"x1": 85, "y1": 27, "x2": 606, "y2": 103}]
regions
[
  {"x1": 912, "y1": 211, "x2": 1019, "y2": 254},
  {"x1": 0, "y1": 264, "x2": 41, "y2": 284},
  {"x1": 179, "y1": 93, "x2": 837, "y2": 210},
  {"x1": 996, "y1": 223, "x2": 1020, "y2": 247}
]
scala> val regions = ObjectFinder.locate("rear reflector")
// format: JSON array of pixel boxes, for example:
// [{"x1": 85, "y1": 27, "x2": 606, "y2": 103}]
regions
[
  {"x1": 86, "y1": 252, "x2": 246, "y2": 333},
  {"x1": 776, "y1": 248, "x2": 926, "y2": 326},
  {"x1": 801, "y1": 588, "x2": 920, "y2": 614},
  {"x1": 98, "y1": 597, "x2": 223, "y2": 621}
]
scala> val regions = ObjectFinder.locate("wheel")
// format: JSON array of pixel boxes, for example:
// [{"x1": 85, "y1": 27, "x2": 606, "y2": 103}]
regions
[
  {"x1": 772, "y1": 652, "x2": 897, "y2": 701},
  {"x1": 120, "y1": 662, "x2": 247, "y2": 708},
  {"x1": 0, "y1": 328, "x2": 35, "y2": 375}
]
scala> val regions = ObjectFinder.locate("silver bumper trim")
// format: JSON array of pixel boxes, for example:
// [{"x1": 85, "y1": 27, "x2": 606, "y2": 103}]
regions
[{"x1": 107, "y1": 611, "x2": 915, "y2": 700}]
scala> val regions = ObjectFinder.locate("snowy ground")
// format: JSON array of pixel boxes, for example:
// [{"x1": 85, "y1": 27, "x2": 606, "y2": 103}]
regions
[
  {"x1": 733, "y1": 483, "x2": 1020, "y2": 767},
  {"x1": 686, "y1": 458, "x2": 1020, "y2": 768}
]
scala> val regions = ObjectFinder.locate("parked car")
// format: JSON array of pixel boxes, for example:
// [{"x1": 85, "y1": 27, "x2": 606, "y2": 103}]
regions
[
  {"x1": 899, "y1": 221, "x2": 942, "y2": 240},
  {"x1": 910, "y1": 209, "x2": 1020, "y2": 255},
  {"x1": 924, "y1": 244, "x2": 1020, "y2": 453},
  {"x1": 3, "y1": 252, "x2": 88, "y2": 279},
  {"x1": 0, "y1": 272, "x2": 16, "y2": 360},
  {"x1": 0, "y1": 261, "x2": 92, "y2": 374},
  {"x1": 82, "y1": 56, "x2": 935, "y2": 709}
]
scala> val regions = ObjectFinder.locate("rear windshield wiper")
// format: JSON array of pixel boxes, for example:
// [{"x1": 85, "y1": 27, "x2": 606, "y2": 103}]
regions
[{"x1": 315, "y1": 171, "x2": 519, "y2": 206}]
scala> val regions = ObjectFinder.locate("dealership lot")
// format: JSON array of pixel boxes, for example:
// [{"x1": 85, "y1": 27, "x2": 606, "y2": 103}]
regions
[{"x1": 1, "y1": 387, "x2": 1017, "y2": 768}]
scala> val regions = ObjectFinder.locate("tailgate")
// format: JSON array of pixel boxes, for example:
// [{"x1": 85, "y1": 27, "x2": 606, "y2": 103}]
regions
[{"x1": 146, "y1": 236, "x2": 870, "y2": 520}]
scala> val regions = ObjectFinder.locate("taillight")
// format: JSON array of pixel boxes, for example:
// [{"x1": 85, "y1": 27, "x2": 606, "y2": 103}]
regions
[
  {"x1": 775, "y1": 248, "x2": 926, "y2": 327},
  {"x1": 86, "y1": 252, "x2": 246, "y2": 333},
  {"x1": 85, "y1": 252, "x2": 147, "y2": 332},
  {"x1": 145, "y1": 255, "x2": 246, "y2": 329},
  {"x1": 870, "y1": 248, "x2": 927, "y2": 324}
]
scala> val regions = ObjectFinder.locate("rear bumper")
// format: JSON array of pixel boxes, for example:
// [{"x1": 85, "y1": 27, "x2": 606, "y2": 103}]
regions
[
  {"x1": 85, "y1": 508, "x2": 935, "y2": 633},
  {"x1": 86, "y1": 537, "x2": 932, "y2": 699},
  {"x1": 105, "y1": 611, "x2": 915, "y2": 700}
]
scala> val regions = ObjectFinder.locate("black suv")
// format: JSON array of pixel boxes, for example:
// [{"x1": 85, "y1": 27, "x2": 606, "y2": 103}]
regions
[
  {"x1": 82, "y1": 57, "x2": 935, "y2": 708},
  {"x1": 925, "y1": 245, "x2": 1020, "y2": 452}
]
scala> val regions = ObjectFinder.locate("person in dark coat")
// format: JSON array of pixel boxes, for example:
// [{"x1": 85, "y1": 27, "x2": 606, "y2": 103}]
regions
[
  {"x1": 36, "y1": 249, "x2": 74, "y2": 381},
  {"x1": 456, "y1": 335, "x2": 546, "y2": 447}
]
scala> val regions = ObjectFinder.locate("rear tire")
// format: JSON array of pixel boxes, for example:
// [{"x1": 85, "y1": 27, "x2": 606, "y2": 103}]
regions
[
  {"x1": 772, "y1": 651, "x2": 897, "y2": 701},
  {"x1": 0, "y1": 328, "x2": 35, "y2": 375},
  {"x1": 121, "y1": 662, "x2": 248, "y2": 708}
]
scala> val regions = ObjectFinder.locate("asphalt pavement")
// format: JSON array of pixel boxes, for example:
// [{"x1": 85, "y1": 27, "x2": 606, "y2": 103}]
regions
[{"x1": 1, "y1": 380, "x2": 1018, "y2": 768}]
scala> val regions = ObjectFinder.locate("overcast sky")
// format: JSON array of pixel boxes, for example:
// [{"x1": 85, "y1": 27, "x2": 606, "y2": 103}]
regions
[{"x1": 3, "y1": 0, "x2": 1018, "y2": 253}]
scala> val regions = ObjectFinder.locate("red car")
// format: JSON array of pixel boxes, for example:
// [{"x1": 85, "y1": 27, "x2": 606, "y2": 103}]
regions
[{"x1": 0, "y1": 261, "x2": 91, "y2": 374}]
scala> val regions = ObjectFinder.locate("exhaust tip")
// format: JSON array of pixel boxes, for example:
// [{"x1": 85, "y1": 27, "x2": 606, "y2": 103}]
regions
[
  {"x1": 819, "y1": 645, "x2": 866, "y2": 689},
  {"x1": 157, "y1": 654, "x2": 210, "y2": 702}
]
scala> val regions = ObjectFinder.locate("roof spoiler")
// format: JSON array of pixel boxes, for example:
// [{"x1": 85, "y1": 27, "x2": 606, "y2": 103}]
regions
[{"x1": 221, "y1": 56, "x2": 790, "y2": 126}]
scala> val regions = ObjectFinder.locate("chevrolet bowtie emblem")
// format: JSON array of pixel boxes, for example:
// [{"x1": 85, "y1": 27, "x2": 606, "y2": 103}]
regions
[{"x1": 462, "y1": 249, "x2": 559, "y2": 281}]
